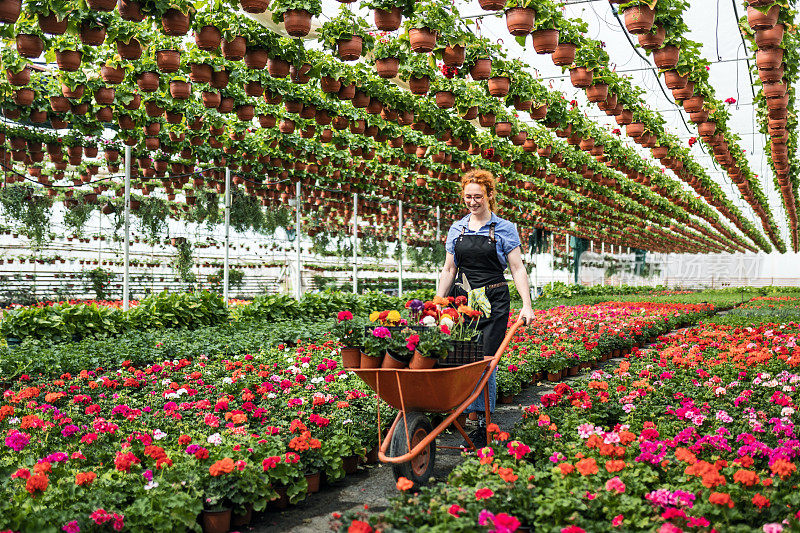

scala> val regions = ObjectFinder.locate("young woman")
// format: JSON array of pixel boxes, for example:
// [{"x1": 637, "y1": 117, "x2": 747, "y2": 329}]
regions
[{"x1": 436, "y1": 169, "x2": 534, "y2": 448}]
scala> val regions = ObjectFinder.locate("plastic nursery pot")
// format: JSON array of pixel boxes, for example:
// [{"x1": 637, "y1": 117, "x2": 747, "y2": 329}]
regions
[
  {"x1": 408, "y1": 27, "x2": 437, "y2": 53},
  {"x1": 637, "y1": 26, "x2": 665, "y2": 49},
  {"x1": 754, "y1": 24, "x2": 784, "y2": 49},
  {"x1": 652, "y1": 45, "x2": 679, "y2": 70},
  {"x1": 531, "y1": 28, "x2": 559, "y2": 54},
  {"x1": 505, "y1": 7, "x2": 535, "y2": 36},
  {"x1": 337, "y1": 36, "x2": 363, "y2": 61},
  {"x1": 569, "y1": 66, "x2": 593, "y2": 88},
  {"x1": 381, "y1": 352, "x2": 409, "y2": 369},
  {"x1": 374, "y1": 7, "x2": 402, "y2": 31},
  {"x1": 551, "y1": 42, "x2": 576, "y2": 66},
  {"x1": 746, "y1": 4, "x2": 779, "y2": 30},
  {"x1": 201, "y1": 509, "x2": 231, "y2": 533},
  {"x1": 375, "y1": 57, "x2": 400, "y2": 79}
]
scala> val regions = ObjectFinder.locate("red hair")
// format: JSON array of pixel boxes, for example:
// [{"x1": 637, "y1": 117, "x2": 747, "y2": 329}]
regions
[{"x1": 461, "y1": 169, "x2": 497, "y2": 211}]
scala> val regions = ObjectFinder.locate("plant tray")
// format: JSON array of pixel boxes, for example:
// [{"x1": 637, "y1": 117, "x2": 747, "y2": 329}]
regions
[{"x1": 439, "y1": 334, "x2": 484, "y2": 367}]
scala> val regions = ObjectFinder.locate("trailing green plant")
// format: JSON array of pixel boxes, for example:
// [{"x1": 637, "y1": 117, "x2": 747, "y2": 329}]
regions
[{"x1": 83, "y1": 267, "x2": 116, "y2": 300}]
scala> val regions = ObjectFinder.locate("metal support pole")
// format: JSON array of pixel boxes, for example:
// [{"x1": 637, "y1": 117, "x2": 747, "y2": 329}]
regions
[
  {"x1": 435, "y1": 206, "x2": 440, "y2": 293},
  {"x1": 223, "y1": 167, "x2": 231, "y2": 302},
  {"x1": 398, "y1": 200, "x2": 403, "y2": 296},
  {"x1": 295, "y1": 181, "x2": 302, "y2": 299},
  {"x1": 123, "y1": 145, "x2": 131, "y2": 311},
  {"x1": 352, "y1": 193, "x2": 358, "y2": 294}
]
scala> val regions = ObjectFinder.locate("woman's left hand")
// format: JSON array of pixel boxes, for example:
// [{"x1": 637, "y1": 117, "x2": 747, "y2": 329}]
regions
[{"x1": 517, "y1": 306, "x2": 534, "y2": 325}]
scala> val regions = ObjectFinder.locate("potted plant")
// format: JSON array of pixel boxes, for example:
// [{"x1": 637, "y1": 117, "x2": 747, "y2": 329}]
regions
[
  {"x1": 372, "y1": 35, "x2": 407, "y2": 79},
  {"x1": 403, "y1": 0, "x2": 455, "y2": 53},
  {"x1": 319, "y1": 6, "x2": 374, "y2": 61},
  {"x1": 360, "y1": 0, "x2": 414, "y2": 31},
  {"x1": 362, "y1": 324, "x2": 391, "y2": 367},
  {"x1": 398, "y1": 53, "x2": 436, "y2": 95},
  {"x1": 528, "y1": 0, "x2": 562, "y2": 53},
  {"x1": 269, "y1": 0, "x2": 322, "y2": 37},
  {"x1": 505, "y1": 0, "x2": 537, "y2": 37},
  {"x1": 409, "y1": 325, "x2": 452, "y2": 369},
  {"x1": 619, "y1": 0, "x2": 657, "y2": 34},
  {"x1": 382, "y1": 326, "x2": 417, "y2": 368},
  {"x1": 487, "y1": 57, "x2": 518, "y2": 97},
  {"x1": 569, "y1": 43, "x2": 609, "y2": 88}
]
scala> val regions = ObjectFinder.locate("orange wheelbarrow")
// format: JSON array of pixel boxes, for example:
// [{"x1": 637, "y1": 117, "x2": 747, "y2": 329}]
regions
[{"x1": 347, "y1": 319, "x2": 524, "y2": 486}]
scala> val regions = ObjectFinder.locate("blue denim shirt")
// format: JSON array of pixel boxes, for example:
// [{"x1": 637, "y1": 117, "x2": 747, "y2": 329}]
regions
[{"x1": 445, "y1": 213, "x2": 521, "y2": 269}]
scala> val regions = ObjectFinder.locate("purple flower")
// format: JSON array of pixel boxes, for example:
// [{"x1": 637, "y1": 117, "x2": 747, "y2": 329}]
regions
[
  {"x1": 478, "y1": 510, "x2": 494, "y2": 526},
  {"x1": 62, "y1": 521, "x2": 80, "y2": 533},
  {"x1": 143, "y1": 469, "x2": 153, "y2": 482},
  {"x1": 61, "y1": 424, "x2": 80, "y2": 438},
  {"x1": 42, "y1": 452, "x2": 69, "y2": 463},
  {"x1": 185, "y1": 444, "x2": 200, "y2": 454},
  {"x1": 5, "y1": 431, "x2": 30, "y2": 452}
]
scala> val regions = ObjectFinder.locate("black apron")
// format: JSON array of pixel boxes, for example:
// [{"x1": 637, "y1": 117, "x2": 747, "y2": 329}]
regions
[{"x1": 450, "y1": 222, "x2": 511, "y2": 359}]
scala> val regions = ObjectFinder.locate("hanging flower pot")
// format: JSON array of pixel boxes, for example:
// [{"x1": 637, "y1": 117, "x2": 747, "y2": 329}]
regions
[
  {"x1": 337, "y1": 36, "x2": 363, "y2": 61},
  {"x1": 244, "y1": 48, "x2": 268, "y2": 70},
  {"x1": 763, "y1": 81, "x2": 787, "y2": 98},
  {"x1": 623, "y1": 5, "x2": 655, "y2": 34},
  {"x1": 569, "y1": 66, "x2": 593, "y2": 88},
  {"x1": 442, "y1": 45, "x2": 466, "y2": 66},
  {"x1": 161, "y1": 9, "x2": 190, "y2": 36},
  {"x1": 189, "y1": 63, "x2": 212, "y2": 83},
  {"x1": 202, "y1": 90, "x2": 221, "y2": 108},
  {"x1": 100, "y1": 64, "x2": 124, "y2": 84},
  {"x1": 169, "y1": 80, "x2": 191, "y2": 99},
  {"x1": 479, "y1": 0, "x2": 505, "y2": 9},
  {"x1": 637, "y1": 25, "x2": 665, "y2": 49},
  {"x1": 652, "y1": 45, "x2": 679, "y2": 69},
  {"x1": 94, "y1": 86, "x2": 115, "y2": 104},
  {"x1": 487, "y1": 76, "x2": 510, "y2": 97},
  {"x1": 55, "y1": 50, "x2": 82, "y2": 71},
  {"x1": 671, "y1": 80, "x2": 694, "y2": 100},
  {"x1": 766, "y1": 93, "x2": 789, "y2": 110},
  {"x1": 116, "y1": 38, "x2": 142, "y2": 59},
  {"x1": 194, "y1": 25, "x2": 221, "y2": 50},
  {"x1": 218, "y1": 96, "x2": 234, "y2": 113},
  {"x1": 697, "y1": 121, "x2": 716, "y2": 137},
  {"x1": 61, "y1": 83, "x2": 84, "y2": 99},
  {"x1": 240, "y1": 0, "x2": 268, "y2": 12},
  {"x1": 461, "y1": 106, "x2": 479, "y2": 120},
  {"x1": 626, "y1": 122, "x2": 645, "y2": 138},
  {"x1": 758, "y1": 65, "x2": 783, "y2": 83},
  {"x1": 682, "y1": 94, "x2": 704, "y2": 113},
  {"x1": 136, "y1": 71, "x2": 160, "y2": 92},
  {"x1": 236, "y1": 104, "x2": 255, "y2": 121},
  {"x1": 755, "y1": 47, "x2": 783, "y2": 70},
  {"x1": 754, "y1": 23, "x2": 784, "y2": 49},
  {"x1": 551, "y1": 42, "x2": 577, "y2": 66},
  {"x1": 688, "y1": 109, "x2": 708, "y2": 123},
  {"x1": 6, "y1": 66, "x2": 30, "y2": 86},
  {"x1": 663, "y1": 70, "x2": 688, "y2": 90},
  {"x1": 267, "y1": 57, "x2": 290, "y2": 77},
  {"x1": 434, "y1": 91, "x2": 455, "y2": 108},
  {"x1": 0, "y1": 0, "x2": 21, "y2": 24},
  {"x1": 338, "y1": 82, "x2": 356, "y2": 100},
  {"x1": 374, "y1": 7, "x2": 402, "y2": 31},
  {"x1": 12, "y1": 88, "x2": 34, "y2": 106},
  {"x1": 408, "y1": 28, "x2": 437, "y2": 53},
  {"x1": 38, "y1": 12, "x2": 68, "y2": 34},
  {"x1": 118, "y1": 0, "x2": 144, "y2": 20},
  {"x1": 530, "y1": 104, "x2": 547, "y2": 120},
  {"x1": 585, "y1": 83, "x2": 608, "y2": 103},
  {"x1": 221, "y1": 36, "x2": 247, "y2": 60},
  {"x1": 747, "y1": 4, "x2": 779, "y2": 30},
  {"x1": 283, "y1": 9, "x2": 312, "y2": 36},
  {"x1": 478, "y1": 112, "x2": 496, "y2": 127},
  {"x1": 374, "y1": 57, "x2": 399, "y2": 79},
  {"x1": 124, "y1": 93, "x2": 141, "y2": 110},
  {"x1": 15, "y1": 34, "x2": 44, "y2": 58},
  {"x1": 494, "y1": 121, "x2": 512, "y2": 137},
  {"x1": 210, "y1": 69, "x2": 229, "y2": 89},
  {"x1": 79, "y1": 20, "x2": 106, "y2": 46},
  {"x1": 505, "y1": 7, "x2": 535, "y2": 36},
  {"x1": 532, "y1": 29, "x2": 559, "y2": 54},
  {"x1": 156, "y1": 49, "x2": 181, "y2": 72}
]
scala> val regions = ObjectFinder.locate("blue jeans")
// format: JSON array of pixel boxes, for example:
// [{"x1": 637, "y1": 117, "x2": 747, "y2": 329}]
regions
[{"x1": 465, "y1": 368, "x2": 496, "y2": 414}]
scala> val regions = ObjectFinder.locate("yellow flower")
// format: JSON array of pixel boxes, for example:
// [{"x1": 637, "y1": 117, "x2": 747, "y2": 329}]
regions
[
  {"x1": 369, "y1": 311, "x2": 380, "y2": 322},
  {"x1": 386, "y1": 310, "x2": 401, "y2": 324}
]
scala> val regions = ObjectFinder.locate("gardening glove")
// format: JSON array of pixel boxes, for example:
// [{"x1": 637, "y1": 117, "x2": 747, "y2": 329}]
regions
[{"x1": 467, "y1": 286, "x2": 492, "y2": 318}]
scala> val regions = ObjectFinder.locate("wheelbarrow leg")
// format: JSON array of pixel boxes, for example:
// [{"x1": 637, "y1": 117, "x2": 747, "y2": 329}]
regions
[{"x1": 483, "y1": 382, "x2": 492, "y2": 448}]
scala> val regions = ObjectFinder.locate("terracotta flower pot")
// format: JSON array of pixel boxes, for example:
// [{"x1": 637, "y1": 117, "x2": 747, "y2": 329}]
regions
[
  {"x1": 682, "y1": 95, "x2": 704, "y2": 113},
  {"x1": 462, "y1": 106, "x2": 479, "y2": 120},
  {"x1": 747, "y1": 4, "x2": 779, "y2": 30},
  {"x1": 479, "y1": 0, "x2": 505, "y2": 9},
  {"x1": 689, "y1": 109, "x2": 708, "y2": 123},
  {"x1": 697, "y1": 121, "x2": 716, "y2": 136},
  {"x1": 755, "y1": 23, "x2": 784, "y2": 49},
  {"x1": 672, "y1": 81, "x2": 695, "y2": 100},
  {"x1": 585, "y1": 83, "x2": 609, "y2": 103},
  {"x1": 505, "y1": 7, "x2": 535, "y2": 36},
  {"x1": 494, "y1": 121, "x2": 512, "y2": 136},
  {"x1": 283, "y1": 9, "x2": 311, "y2": 37},
  {"x1": 435, "y1": 91, "x2": 455, "y2": 108},
  {"x1": 161, "y1": 8, "x2": 190, "y2": 36},
  {"x1": 360, "y1": 353, "x2": 383, "y2": 368},
  {"x1": 569, "y1": 66, "x2": 593, "y2": 88},
  {"x1": 156, "y1": 49, "x2": 180, "y2": 72},
  {"x1": 221, "y1": 36, "x2": 246, "y2": 60},
  {"x1": 305, "y1": 471, "x2": 321, "y2": 493},
  {"x1": 195, "y1": 25, "x2": 221, "y2": 50},
  {"x1": 663, "y1": 70, "x2": 688, "y2": 90},
  {"x1": 758, "y1": 66, "x2": 784, "y2": 83},
  {"x1": 118, "y1": 0, "x2": 144, "y2": 21},
  {"x1": 244, "y1": 48, "x2": 268, "y2": 70},
  {"x1": 342, "y1": 455, "x2": 359, "y2": 474},
  {"x1": 382, "y1": 352, "x2": 408, "y2": 369},
  {"x1": 551, "y1": 42, "x2": 577, "y2": 66},
  {"x1": 547, "y1": 371, "x2": 561, "y2": 382},
  {"x1": 38, "y1": 12, "x2": 68, "y2": 34},
  {"x1": 429, "y1": 44, "x2": 462, "y2": 68},
  {"x1": 189, "y1": 63, "x2": 212, "y2": 83},
  {"x1": 408, "y1": 27, "x2": 437, "y2": 53},
  {"x1": 231, "y1": 503, "x2": 254, "y2": 528},
  {"x1": 202, "y1": 91, "x2": 221, "y2": 108},
  {"x1": 626, "y1": 122, "x2": 645, "y2": 137},
  {"x1": 137, "y1": 71, "x2": 159, "y2": 92},
  {"x1": 201, "y1": 509, "x2": 231, "y2": 533},
  {"x1": 487, "y1": 76, "x2": 510, "y2": 97},
  {"x1": 55, "y1": 50, "x2": 82, "y2": 71},
  {"x1": 624, "y1": 5, "x2": 655, "y2": 34},
  {"x1": 116, "y1": 38, "x2": 142, "y2": 59},
  {"x1": 763, "y1": 81, "x2": 787, "y2": 98},
  {"x1": 766, "y1": 93, "x2": 788, "y2": 110},
  {"x1": 240, "y1": 0, "x2": 268, "y2": 12},
  {"x1": 374, "y1": 7, "x2": 402, "y2": 30},
  {"x1": 653, "y1": 45, "x2": 679, "y2": 69},
  {"x1": 79, "y1": 21, "x2": 106, "y2": 45},
  {"x1": 756, "y1": 47, "x2": 783, "y2": 70},
  {"x1": 0, "y1": 0, "x2": 21, "y2": 24},
  {"x1": 15, "y1": 34, "x2": 44, "y2": 57},
  {"x1": 341, "y1": 347, "x2": 361, "y2": 368},
  {"x1": 468, "y1": 58, "x2": 491, "y2": 81},
  {"x1": 637, "y1": 25, "x2": 665, "y2": 49},
  {"x1": 532, "y1": 28, "x2": 559, "y2": 54},
  {"x1": 375, "y1": 57, "x2": 399, "y2": 78},
  {"x1": 6, "y1": 67, "x2": 30, "y2": 86},
  {"x1": 530, "y1": 104, "x2": 547, "y2": 120},
  {"x1": 100, "y1": 64, "x2": 125, "y2": 84},
  {"x1": 409, "y1": 350, "x2": 436, "y2": 370},
  {"x1": 267, "y1": 58, "x2": 290, "y2": 77}
]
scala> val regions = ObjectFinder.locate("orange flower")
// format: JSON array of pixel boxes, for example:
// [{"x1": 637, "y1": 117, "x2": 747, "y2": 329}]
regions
[
  {"x1": 558, "y1": 463, "x2": 575, "y2": 475},
  {"x1": 576, "y1": 458, "x2": 598, "y2": 476},
  {"x1": 733, "y1": 469, "x2": 760, "y2": 487},
  {"x1": 752, "y1": 493, "x2": 770, "y2": 509},
  {"x1": 75, "y1": 472, "x2": 97, "y2": 486},
  {"x1": 605, "y1": 460, "x2": 626, "y2": 473},
  {"x1": 618, "y1": 431, "x2": 636, "y2": 446},
  {"x1": 708, "y1": 492, "x2": 734, "y2": 508},
  {"x1": 396, "y1": 477, "x2": 413, "y2": 491},
  {"x1": 497, "y1": 466, "x2": 518, "y2": 483},
  {"x1": 209, "y1": 458, "x2": 235, "y2": 476},
  {"x1": 675, "y1": 447, "x2": 697, "y2": 464},
  {"x1": 25, "y1": 474, "x2": 48, "y2": 495},
  {"x1": 770, "y1": 459, "x2": 796, "y2": 479}
]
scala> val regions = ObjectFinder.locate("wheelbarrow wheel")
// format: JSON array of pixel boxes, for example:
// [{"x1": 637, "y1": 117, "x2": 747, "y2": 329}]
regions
[{"x1": 389, "y1": 411, "x2": 436, "y2": 487}]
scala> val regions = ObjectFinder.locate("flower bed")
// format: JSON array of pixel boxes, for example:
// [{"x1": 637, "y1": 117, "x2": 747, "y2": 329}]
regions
[
  {"x1": 495, "y1": 302, "x2": 716, "y2": 398},
  {"x1": 353, "y1": 321, "x2": 800, "y2": 532},
  {"x1": 0, "y1": 340, "x2": 389, "y2": 531}
]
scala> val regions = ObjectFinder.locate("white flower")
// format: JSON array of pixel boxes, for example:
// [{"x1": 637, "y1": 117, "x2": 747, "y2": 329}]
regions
[
  {"x1": 164, "y1": 393, "x2": 178, "y2": 400},
  {"x1": 781, "y1": 407, "x2": 795, "y2": 417},
  {"x1": 176, "y1": 388, "x2": 187, "y2": 396},
  {"x1": 144, "y1": 481, "x2": 159, "y2": 490},
  {"x1": 267, "y1": 393, "x2": 277, "y2": 399},
  {"x1": 8, "y1": 417, "x2": 19, "y2": 425},
  {"x1": 161, "y1": 378, "x2": 172, "y2": 387},
  {"x1": 421, "y1": 315, "x2": 436, "y2": 326},
  {"x1": 301, "y1": 362, "x2": 310, "y2": 369},
  {"x1": 440, "y1": 316, "x2": 454, "y2": 328},
  {"x1": 153, "y1": 429, "x2": 167, "y2": 440},
  {"x1": 207, "y1": 433, "x2": 223, "y2": 446},
  {"x1": 222, "y1": 377, "x2": 233, "y2": 385}
]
